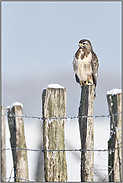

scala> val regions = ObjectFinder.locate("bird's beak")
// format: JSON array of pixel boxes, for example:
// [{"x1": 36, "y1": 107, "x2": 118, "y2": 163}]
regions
[{"x1": 79, "y1": 43, "x2": 84, "y2": 47}]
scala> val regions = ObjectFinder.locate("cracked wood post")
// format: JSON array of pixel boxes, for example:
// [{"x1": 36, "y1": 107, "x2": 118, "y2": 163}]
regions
[
  {"x1": 7, "y1": 103, "x2": 28, "y2": 182},
  {"x1": 107, "y1": 90, "x2": 122, "y2": 182},
  {"x1": 78, "y1": 84, "x2": 95, "y2": 182},
  {"x1": 42, "y1": 84, "x2": 67, "y2": 182},
  {"x1": 1, "y1": 106, "x2": 6, "y2": 182}
]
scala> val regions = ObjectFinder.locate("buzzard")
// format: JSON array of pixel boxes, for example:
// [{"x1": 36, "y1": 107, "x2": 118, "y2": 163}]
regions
[{"x1": 73, "y1": 39, "x2": 99, "y2": 97}]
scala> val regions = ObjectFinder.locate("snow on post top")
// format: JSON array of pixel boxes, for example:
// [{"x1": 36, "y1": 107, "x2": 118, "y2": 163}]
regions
[
  {"x1": 107, "y1": 89, "x2": 122, "y2": 96},
  {"x1": 47, "y1": 84, "x2": 64, "y2": 89},
  {"x1": 8, "y1": 102, "x2": 23, "y2": 111},
  {"x1": 6, "y1": 106, "x2": 10, "y2": 110}
]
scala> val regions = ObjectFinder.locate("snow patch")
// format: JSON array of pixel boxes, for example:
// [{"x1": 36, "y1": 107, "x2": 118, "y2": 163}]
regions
[
  {"x1": 107, "y1": 89, "x2": 122, "y2": 96},
  {"x1": 47, "y1": 119, "x2": 53, "y2": 129},
  {"x1": 6, "y1": 106, "x2": 10, "y2": 110},
  {"x1": 61, "y1": 119, "x2": 64, "y2": 124},
  {"x1": 9, "y1": 102, "x2": 23, "y2": 111},
  {"x1": 111, "y1": 102, "x2": 113, "y2": 106},
  {"x1": 47, "y1": 84, "x2": 64, "y2": 89},
  {"x1": 66, "y1": 118, "x2": 70, "y2": 123},
  {"x1": 52, "y1": 151, "x2": 56, "y2": 166}
]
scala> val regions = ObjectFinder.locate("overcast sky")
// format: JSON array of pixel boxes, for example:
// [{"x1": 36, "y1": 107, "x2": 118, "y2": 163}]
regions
[{"x1": 2, "y1": 1, "x2": 121, "y2": 117}]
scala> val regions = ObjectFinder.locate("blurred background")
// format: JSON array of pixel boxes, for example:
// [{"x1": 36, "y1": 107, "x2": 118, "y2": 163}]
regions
[{"x1": 2, "y1": 1, "x2": 121, "y2": 182}]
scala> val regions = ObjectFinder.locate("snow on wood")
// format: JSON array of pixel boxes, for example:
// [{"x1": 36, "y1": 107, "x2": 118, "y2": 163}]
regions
[
  {"x1": 42, "y1": 87, "x2": 67, "y2": 182},
  {"x1": 6, "y1": 106, "x2": 10, "y2": 110},
  {"x1": 7, "y1": 103, "x2": 28, "y2": 181},
  {"x1": 47, "y1": 84, "x2": 64, "y2": 89},
  {"x1": 107, "y1": 89, "x2": 122, "y2": 96},
  {"x1": 9, "y1": 102, "x2": 23, "y2": 111},
  {"x1": 107, "y1": 91, "x2": 122, "y2": 182}
]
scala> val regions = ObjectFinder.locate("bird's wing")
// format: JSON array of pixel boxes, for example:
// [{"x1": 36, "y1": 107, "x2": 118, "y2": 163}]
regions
[{"x1": 91, "y1": 51, "x2": 99, "y2": 86}]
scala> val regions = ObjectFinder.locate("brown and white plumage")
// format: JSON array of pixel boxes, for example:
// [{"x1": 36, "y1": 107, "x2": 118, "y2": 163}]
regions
[{"x1": 73, "y1": 39, "x2": 99, "y2": 97}]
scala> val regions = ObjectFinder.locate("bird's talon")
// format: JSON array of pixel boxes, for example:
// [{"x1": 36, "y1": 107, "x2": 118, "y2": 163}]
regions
[
  {"x1": 85, "y1": 81, "x2": 88, "y2": 85},
  {"x1": 80, "y1": 81, "x2": 84, "y2": 86}
]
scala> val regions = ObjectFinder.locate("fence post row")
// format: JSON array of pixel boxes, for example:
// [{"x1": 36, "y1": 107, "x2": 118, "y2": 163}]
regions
[
  {"x1": 107, "y1": 92, "x2": 122, "y2": 182},
  {"x1": 42, "y1": 86, "x2": 67, "y2": 182},
  {"x1": 78, "y1": 84, "x2": 95, "y2": 182},
  {"x1": 7, "y1": 103, "x2": 29, "y2": 182},
  {"x1": 1, "y1": 106, "x2": 6, "y2": 182},
  {"x1": 2, "y1": 87, "x2": 122, "y2": 182}
]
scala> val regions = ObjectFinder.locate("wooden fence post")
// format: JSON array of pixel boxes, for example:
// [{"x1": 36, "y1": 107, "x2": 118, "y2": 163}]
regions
[
  {"x1": 42, "y1": 84, "x2": 67, "y2": 182},
  {"x1": 107, "y1": 89, "x2": 122, "y2": 182},
  {"x1": 7, "y1": 102, "x2": 28, "y2": 182},
  {"x1": 78, "y1": 84, "x2": 95, "y2": 182},
  {"x1": 1, "y1": 106, "x2": 6, "y2": 182}
]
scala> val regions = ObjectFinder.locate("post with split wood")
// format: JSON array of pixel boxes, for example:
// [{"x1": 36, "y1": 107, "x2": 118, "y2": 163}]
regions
[
  {"x1": 107, "y1": 90, "x2": 122, "y2": 182},
  {"x1": 7, "y1": 103, "x2": 29, "y2": 182},
  {"x1": 78, "y1": 84, "x2": 95, "y2": 182},
  {"x1": 1, "y1": 106, "x2": 6, "y2": 182},
  {"x1": 42, "y1": 84, "x2": 67, "y2": 182}
]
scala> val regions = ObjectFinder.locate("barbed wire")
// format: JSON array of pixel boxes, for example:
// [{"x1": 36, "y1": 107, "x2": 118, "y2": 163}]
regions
[
  {"x1": 1, "y1": 146, "x2": 122, "y2": 153},
  {"x1": 1, "y1": 111, "x2": 122, "y2": 120},
  {"x1": 2, "y1": 176, "x2": 122, "y2": 182},
  {"x1": 1, "y1": 108, "x2": 122, "y2": 182},
  {"x1": 1, "y1": 177, "x2": 35, "y2": 182}
]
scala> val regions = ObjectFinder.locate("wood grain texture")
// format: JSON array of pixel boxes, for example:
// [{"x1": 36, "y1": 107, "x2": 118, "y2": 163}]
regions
[
  {"x1": 42, "y1": 88, "x2": 67, "y2": 182},
  {"x1": 78, "y1": 84, "x2": 95, "y2": 182},
  {"x1": 107, "y1": 93, "x2": 122, "y2": 182},
  {"x1": 7, "y1": 105, "x2": 28, "y2": 182}
]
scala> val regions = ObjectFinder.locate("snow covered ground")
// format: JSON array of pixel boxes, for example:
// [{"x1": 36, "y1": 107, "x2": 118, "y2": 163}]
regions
[{"x1": 5, "y1": 115, "x2": 110, "y2": 182}]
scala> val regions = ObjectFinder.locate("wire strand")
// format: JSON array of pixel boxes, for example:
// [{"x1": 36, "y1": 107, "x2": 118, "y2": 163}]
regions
[
  {"x1": 1, "y1": 111, "x2": 122, "y2": 120},
  {"x1": 1, "y1": 146, "x2": 122, "y2": 153},
  {"x1": 1, "y1": 177, "x2": 35, "y2": 182}
]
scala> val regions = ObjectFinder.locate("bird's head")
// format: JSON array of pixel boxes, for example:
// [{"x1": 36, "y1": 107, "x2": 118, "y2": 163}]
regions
[{"x1": 79, "y1": 39, "x2": 92, "y2": 51}]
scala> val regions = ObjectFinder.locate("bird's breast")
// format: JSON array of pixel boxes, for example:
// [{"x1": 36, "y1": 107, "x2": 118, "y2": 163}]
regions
[
  {"x1": 73, "y1": 52, "x2": 92, "y2": 81},
  {"x1": 78, "y1": 52, "x2": 92, "y2": 70}
]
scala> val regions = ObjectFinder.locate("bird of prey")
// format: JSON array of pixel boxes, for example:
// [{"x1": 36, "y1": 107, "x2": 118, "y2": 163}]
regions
[{"x1": 73, "y1": 39, "x2": 99, "y2": 97}]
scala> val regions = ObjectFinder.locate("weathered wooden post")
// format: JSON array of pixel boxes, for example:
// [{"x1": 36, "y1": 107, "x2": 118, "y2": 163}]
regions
[
  {"x1": 1, "y1": 106, "x2": 6, "y2": 182},
  {"x1": 42, "y1": 84, "x2": 67, "y2": 182},
  {"x1": 7, "y1": 102, "x2": 29, "y2": 182},
  {"x1": 107, "y1": 89, "x2": 122, "y2": 182},
  {"x1": 78, "y1": 84, "x2": 95, "y2": 182}
]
